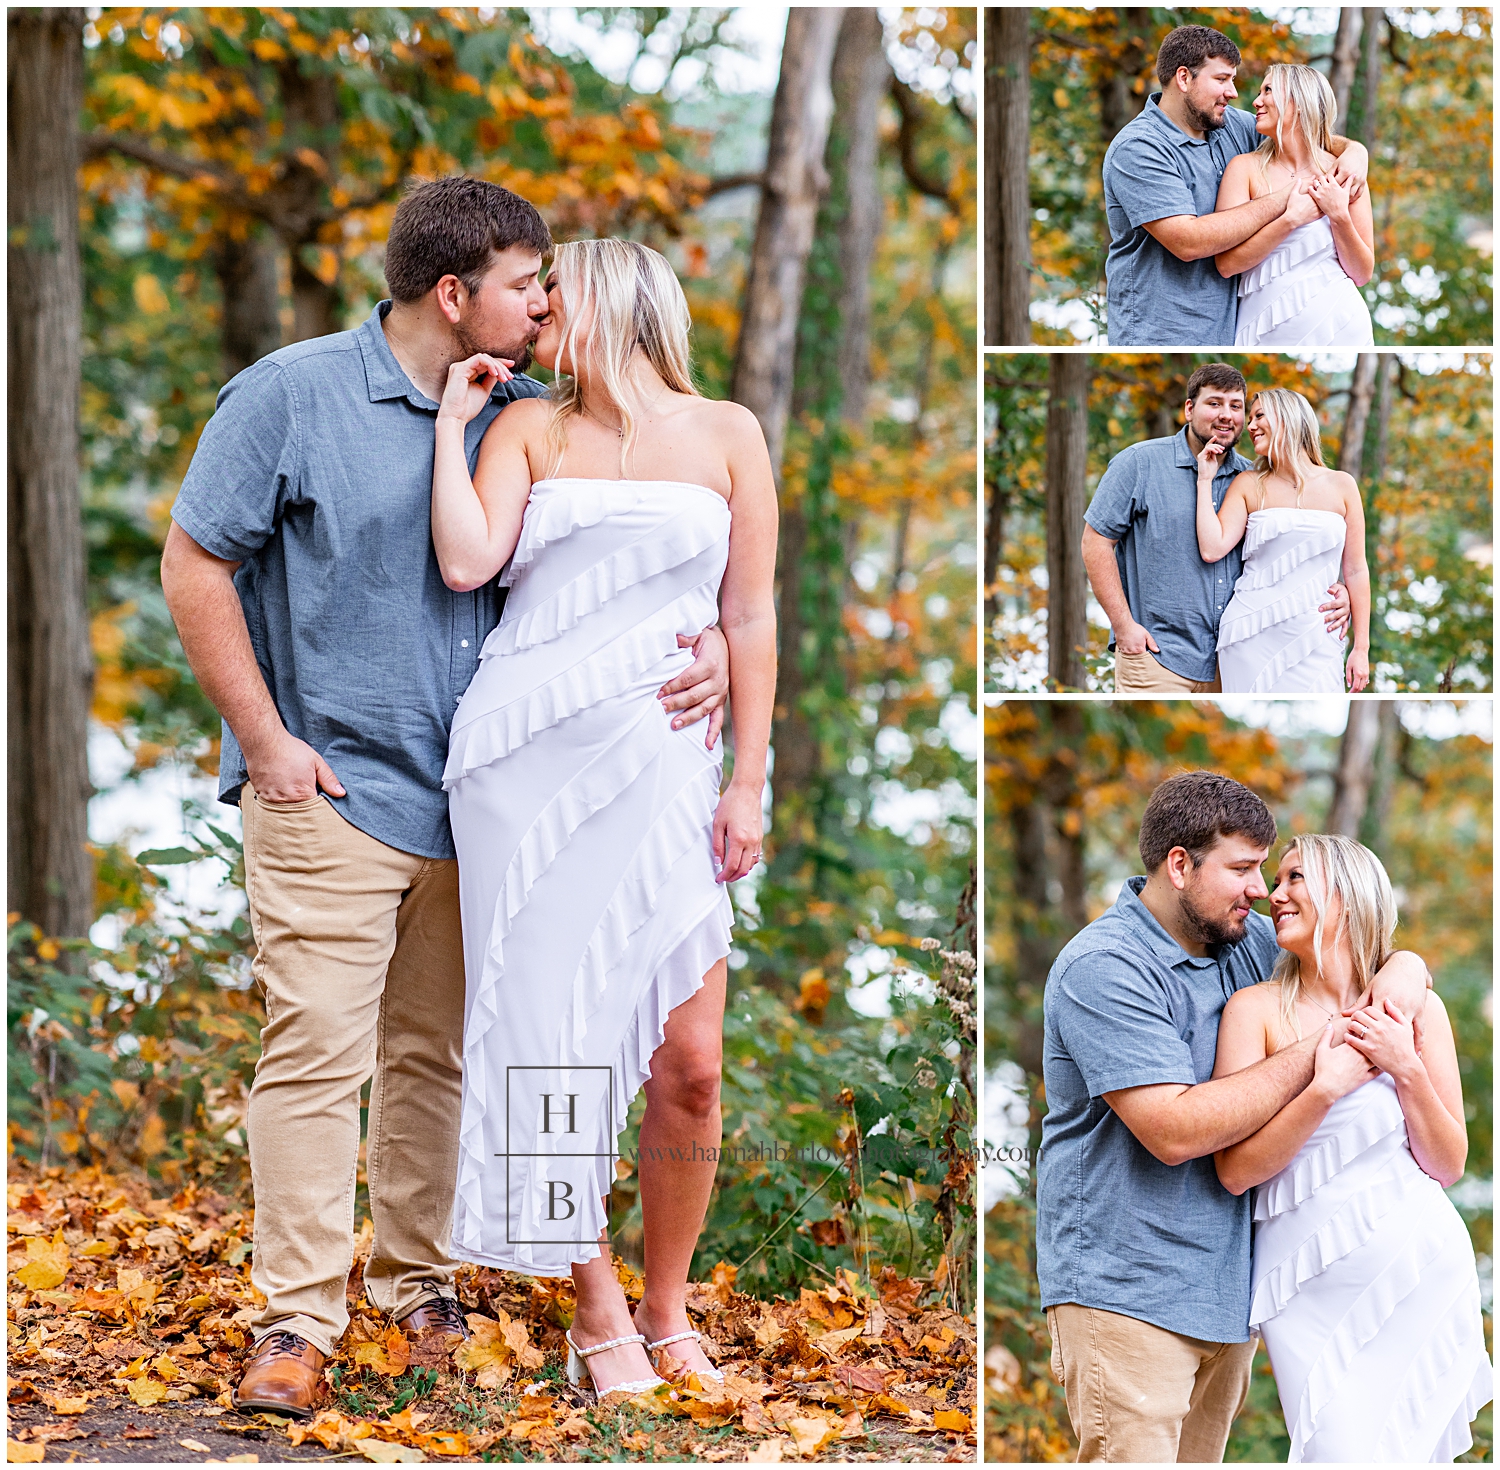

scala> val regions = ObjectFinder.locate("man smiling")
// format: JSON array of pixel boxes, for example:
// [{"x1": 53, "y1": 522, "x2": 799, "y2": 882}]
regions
[
  {"x1": 1102, "y1": 25, "x2": 1369, "y2": 346},
  {"x1": 1036, "y1": 772, "x2": 1431, "y2": 1461},
  {"x1": 1080, "y1": 363, "x2": 1350, "y2": 693}
]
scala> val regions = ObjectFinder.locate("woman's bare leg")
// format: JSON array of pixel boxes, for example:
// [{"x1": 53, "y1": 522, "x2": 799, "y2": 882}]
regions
[
  {"x1": 632, "y1": 958, "x2": 728, "y2": 1378},
  {"x1": 570, "y1": 1236, "x2": 657, "y2": 1393}
]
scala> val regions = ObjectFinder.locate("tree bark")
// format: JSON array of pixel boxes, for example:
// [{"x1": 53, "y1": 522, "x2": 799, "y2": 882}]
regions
[
  {"x1": 1327, "y1": 698, "x2": 1383, "y2": 835},
  {"x1": 1046, "y1": 355, "x2": 1090, "y2": 690},
  {"x1": 729, "y1": 7, "x2": 842, "y2": 480},
  {"x1": 215, "y1": 223, "x2": 283, "y2": 379},
  {"x1": 8, "y1": 8, "x2": 95, "y2": 939},
  {"x1": 1359, "y1": 8, "x2": 1383, "y2": 148},
  {"x1": 1330, "y1": 9, "x2": 1364, "y2": 124},
  {"x1": 1338, "y1": 353, "x2": 1378, "y2": 477},
  {"x1": 988, "y1": 7, "x2": 1031, "y2": 345},
  {"x1": 984, "y1": 476, "x2": 1005, "y2": 626},
  {"x1": 830, "y1": 7, "x2": 887, "y2": 427}
]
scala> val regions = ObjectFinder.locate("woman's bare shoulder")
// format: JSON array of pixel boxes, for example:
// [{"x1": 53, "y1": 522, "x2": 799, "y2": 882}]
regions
[{"x1": 683, "y1": 395, "x2": 763, "y2": 439}]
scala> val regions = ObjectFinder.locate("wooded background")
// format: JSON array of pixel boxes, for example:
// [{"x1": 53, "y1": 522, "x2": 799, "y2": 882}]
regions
[
  {"x1": 984, "y1": 7, "x2": 1493, "y2": 347},
  {"x1": 984, "y1": 350, "x2": 1493, "y2": 693},
  {"x1": 984, "y1": 697, "x2": 1493, "y2": 1461},
  {"x1": 8, "y1": 6, "x2": 977, "y2": 1307}
]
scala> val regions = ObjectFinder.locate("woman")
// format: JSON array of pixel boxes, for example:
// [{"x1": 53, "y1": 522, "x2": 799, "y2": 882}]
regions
[
  {"x1": 429, "y1": 240, "x2": 777, "y2": 1402},
  {"x1": 1195, "y1": 387, "x2": 1370, "y2": 693},
  {"x1": 1212, "y1": 836, "x2": 1491, "y2": 1462},
  {"x1": 1215, "y1": 64, "x2": 1375, "y2": 346}
]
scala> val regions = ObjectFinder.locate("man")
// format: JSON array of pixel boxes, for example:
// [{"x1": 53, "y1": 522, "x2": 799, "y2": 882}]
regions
[
  {"x1": 160, "y1": 177, "x2": 729, "y2": 1416},
  {"x1": 1037, "y1": 771, "x2": 1431, "y2": 1462},
  {"x1": 1080, "y1": 362, "x2": 1349, "y2": 694},
  {"x1": 1102, "y1": 25, "x2": 1369, "y2": 346}
]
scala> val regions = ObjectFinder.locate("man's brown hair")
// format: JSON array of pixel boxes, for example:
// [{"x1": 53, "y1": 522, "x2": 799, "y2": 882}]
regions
[
  {"x1": 1155, "y1": 25, "x2": 1242, "y2": 87},
  {"x1": 1185, "y1": 362, "x2": 1248, "y2": 404},
  {"x1": 1139, "y1": 771, "x2": 1277, "y2": 872},
  {"x1": 384, "y1": 176, "x2": 553, "y2": 303}
]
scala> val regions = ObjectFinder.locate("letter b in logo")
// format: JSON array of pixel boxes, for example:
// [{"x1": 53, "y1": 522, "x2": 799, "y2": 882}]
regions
[{"x1": 546, "y1": 1179, "x2": 576, "y2": 1220}]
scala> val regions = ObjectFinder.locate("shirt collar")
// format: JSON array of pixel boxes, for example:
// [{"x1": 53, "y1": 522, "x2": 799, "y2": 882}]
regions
[
  {"x1": 1143, "y1": 92, "x2": 1208, "y2": 149},
  {"x1": 1172, "y1": 426, "x2": 1251, "y2": 477},
  {"x1": 357, "y1": 300, "x2": 442, "y2": 409},
  {"x1": 1118, "y1": 876, "x2": 1224, "y2": 967}
]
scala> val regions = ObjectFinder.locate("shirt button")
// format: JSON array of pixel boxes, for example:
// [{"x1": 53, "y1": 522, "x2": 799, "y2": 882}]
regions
[{"x1": 461, "y1": 639, "x2": 469, "y2": 648}]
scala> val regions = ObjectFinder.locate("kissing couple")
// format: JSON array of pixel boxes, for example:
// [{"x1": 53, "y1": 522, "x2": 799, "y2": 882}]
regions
[
  {"x1": 1037, "y1": 771, "x2": 1491, "y2": 1462},
  {"x1": 161, "y1": 176, "x2": 779, "y2": 1414},
  {"x1": 1083, "y1": 362, "x2": 1371, "y2": 695}
]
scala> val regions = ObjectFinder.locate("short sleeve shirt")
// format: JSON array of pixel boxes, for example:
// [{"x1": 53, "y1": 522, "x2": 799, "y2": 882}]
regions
[
  {"x1": 1035, "y1": 878, "x2": 1279, "y2": 1344},
  {"x1": 1103, "y1": 96, "x2": 1261, "y2": 346},
  {"x1": 1084, "y1": 429, "x2": 1253, "y2": 683},
  {"x1": 171, "y1": 302, "x2": 549, "y2": 860}
]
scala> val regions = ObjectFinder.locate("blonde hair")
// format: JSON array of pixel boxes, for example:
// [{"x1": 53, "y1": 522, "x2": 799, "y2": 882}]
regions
[
  {"x1": 1251, "y1": 387, "x2": 1324, "y2": 502},
  {"x1": 1270, "y1": 834, "x2": 1398, "y2": 1044},
  {"x1": 544, "y1": 238, "x2": 698, "y2": 477},
  {"x1": 1255, "y1": 63, "x2": 1338, "y2": 176}
]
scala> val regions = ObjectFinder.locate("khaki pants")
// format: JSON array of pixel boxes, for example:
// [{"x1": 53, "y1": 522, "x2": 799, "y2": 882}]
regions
[
  {"x1": 1114, "y1": 647, "x2": 1222, "y2": 695},
  {"x1": 1047, "y1": 1303, "x2": 1256, "y2": 1463},
  {"x1": 241, "y1": 785, "x2": 466, "y2": 1355}
]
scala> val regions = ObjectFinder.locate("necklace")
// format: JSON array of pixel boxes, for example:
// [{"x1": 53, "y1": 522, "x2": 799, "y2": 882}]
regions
[{"x1": 580, "y1": 382, "x2": 669, "y2": 440}]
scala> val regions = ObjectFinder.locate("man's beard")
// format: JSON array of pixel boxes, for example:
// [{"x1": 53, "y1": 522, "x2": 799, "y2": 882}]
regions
[
  {"x1": 1185, "y1": 98, "x2": 1226, "y2": 133},
  {"x1": 1179, "y1": 882, "x2": 1247, "y2": 948},
  {"x1": 1186, "y1": 423, "x2": 1240, "y2": 455},
  {"x1": 454, "y1": 320, "x2": 537, "y2": 375}
]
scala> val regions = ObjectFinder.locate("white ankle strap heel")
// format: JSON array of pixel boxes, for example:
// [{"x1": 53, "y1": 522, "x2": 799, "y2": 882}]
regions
[
  {"x1": 563, "y1": 1329, "x2": 665, "y2": 1401},
  {"x1": 645, "y1": 1329, "x2": 725, "y2": 1383}
]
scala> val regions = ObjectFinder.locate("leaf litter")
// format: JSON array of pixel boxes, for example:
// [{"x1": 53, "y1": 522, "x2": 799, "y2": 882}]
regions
[{"x1": 8, "y1": 1164, "x2": 974, "y2": 1461}]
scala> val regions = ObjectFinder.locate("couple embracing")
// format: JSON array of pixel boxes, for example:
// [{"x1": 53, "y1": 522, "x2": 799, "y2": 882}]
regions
[
  {"x1": 1038, "y1": 771, "x2": 1491, "y2": 1462},
  {"x1": 1083, "y1": 363, "x2": 1370, "y2": 695},
  {"x1": 1105, "y1": 24, "x2": 1375, "y2": 348},
  {"x1": 161, "y1": 177, "x2": 777, "y2": 1414}
]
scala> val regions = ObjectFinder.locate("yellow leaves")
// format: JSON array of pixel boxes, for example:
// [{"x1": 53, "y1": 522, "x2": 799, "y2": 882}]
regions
[
  {"x1": 7, "y1": 1442, "x2": 46, "y2": 1463},
  {"x1": 286, "y1": 1410, "x2": 375, "y2": 1451},
  {"x1": 353, "y1": 1326, "x2": 411, "y2": 1377},
  {"x1": 132, "y1": 273, "x2": 170, "y2": 315},
  {"x1": 934, "y1": 1408, "x2": 972, "y2": 1432},
  {"x1": 250, "y1": 37, "x2": 286, "y2": 61},
  {"x1": 15, "y1": 1229, "x2": 69, "y2": 1290},
  {"x1": 452, "y1": 1309, "x2": 543, "y2": 1388},
  {"x1": 126, "y1": 1376, "x2": 170, "y2": 1407},
  {"x1": 787, "y1": 1415, "x2": 841, "y2": 1456},
  {"x1": 355, "y1": 1443, "x2": 424, "y2": 1464},
  {"x1": 42, "y1": 1394, "x2": 90, "y2": 1415}
]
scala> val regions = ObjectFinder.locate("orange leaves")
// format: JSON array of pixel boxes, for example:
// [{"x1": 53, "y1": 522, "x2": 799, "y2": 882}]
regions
[
  {"x1": 450, "y1": 1308, "x2": 543, "y2": 1388},
  {"x1": 352, "y1": 1326, "x2": 411, "y2": 1377}
]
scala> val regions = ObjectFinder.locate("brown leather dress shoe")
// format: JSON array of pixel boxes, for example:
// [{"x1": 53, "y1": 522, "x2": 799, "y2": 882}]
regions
[
  {"x1": 232, "y1": 1330, "x2": 326, "y2": 1419},
  {"x1": 401, "y1": 1295, "x2": 470, "y2": 1363}
]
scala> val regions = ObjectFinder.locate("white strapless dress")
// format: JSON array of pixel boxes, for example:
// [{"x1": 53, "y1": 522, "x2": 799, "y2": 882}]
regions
[
  {"x1": 1217, "y1": 508, "x2": 1348, "y2": 693},
  {"x1": 1249, "y1": 1075, "x2": 1492, "y2": 1462},
  {"x1": 443, "y1": 478, "x2": 734, "y2": 1275},
  {"x1": 1235, "y1": 217, "x2": 1374, "y2": 347}
]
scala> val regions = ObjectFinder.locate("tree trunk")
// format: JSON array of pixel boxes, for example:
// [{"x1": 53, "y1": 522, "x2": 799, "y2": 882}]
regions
[
  {"x1": 1329, "y1": 9, "x2": 1364, "y2": 124},
  {"x1": 1359, "y1": 9, "x2": 1383, "y2": 148},
  {"x1": 730, "y1": 7, "x2": 843, "y2": 479},
  {"x1": 8, "y1": 8, "x2": 94, "y2": 939},
  {"x1": 1327, "y1": 699, "x2": 1382, "y2": 835},
  {"x1": 984, "y1": 475, "x2": 1005, "y2": 626},
  {"x1": 1046, "y1": 355, "x2": 1090, "y2": 690},
  {"x1": 215, "y1": 223, "x2": 283, "y2": 379},
  {"x1": 290, "y1": 254, "x2": 341, "y2": 341},
  {"x1": 1338, "y1": 353, "x2": 1378, "y2": 477},
  {"x1": 988, "y1": 7, "x2": 1031, "y2": 345},
  {"x1": 830, "y1": 7, "x2": 887, "y2": 427},
  {"x1": 1097, "y1": 11, "x2": 1155, "y2": 144},
  {"x1": 1362, "y1": 699, "x2": 1402, "y2": 848}
]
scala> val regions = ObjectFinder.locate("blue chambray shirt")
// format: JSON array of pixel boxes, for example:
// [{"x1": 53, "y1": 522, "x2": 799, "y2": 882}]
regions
[
  {"x1": 1103, "y1": 95, "x2": 1261, "y2": 346},
  {"x1": 1036, "y1": 878, "x2": 1279, "y2": 1344},
  {"x1": 171, "y1": 301, "x2": 548, "y2": 860},
  {"x1": 1085, "y1": 428, "x2": 1253, "y2": 684}
]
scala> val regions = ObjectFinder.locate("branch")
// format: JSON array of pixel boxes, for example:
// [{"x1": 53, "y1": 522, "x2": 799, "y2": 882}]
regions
[
  {"x1": 888, "y1": 77, "x2": 954, "y2": 207},
  {"x1": 701, "y1": 171, "x2": 764, "y2": 198}
]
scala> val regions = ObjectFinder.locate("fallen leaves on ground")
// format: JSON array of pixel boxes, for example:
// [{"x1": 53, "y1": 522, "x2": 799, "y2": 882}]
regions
[{"x1": 8, "y1": 1163, "x2": 975, "y2": 1461}]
